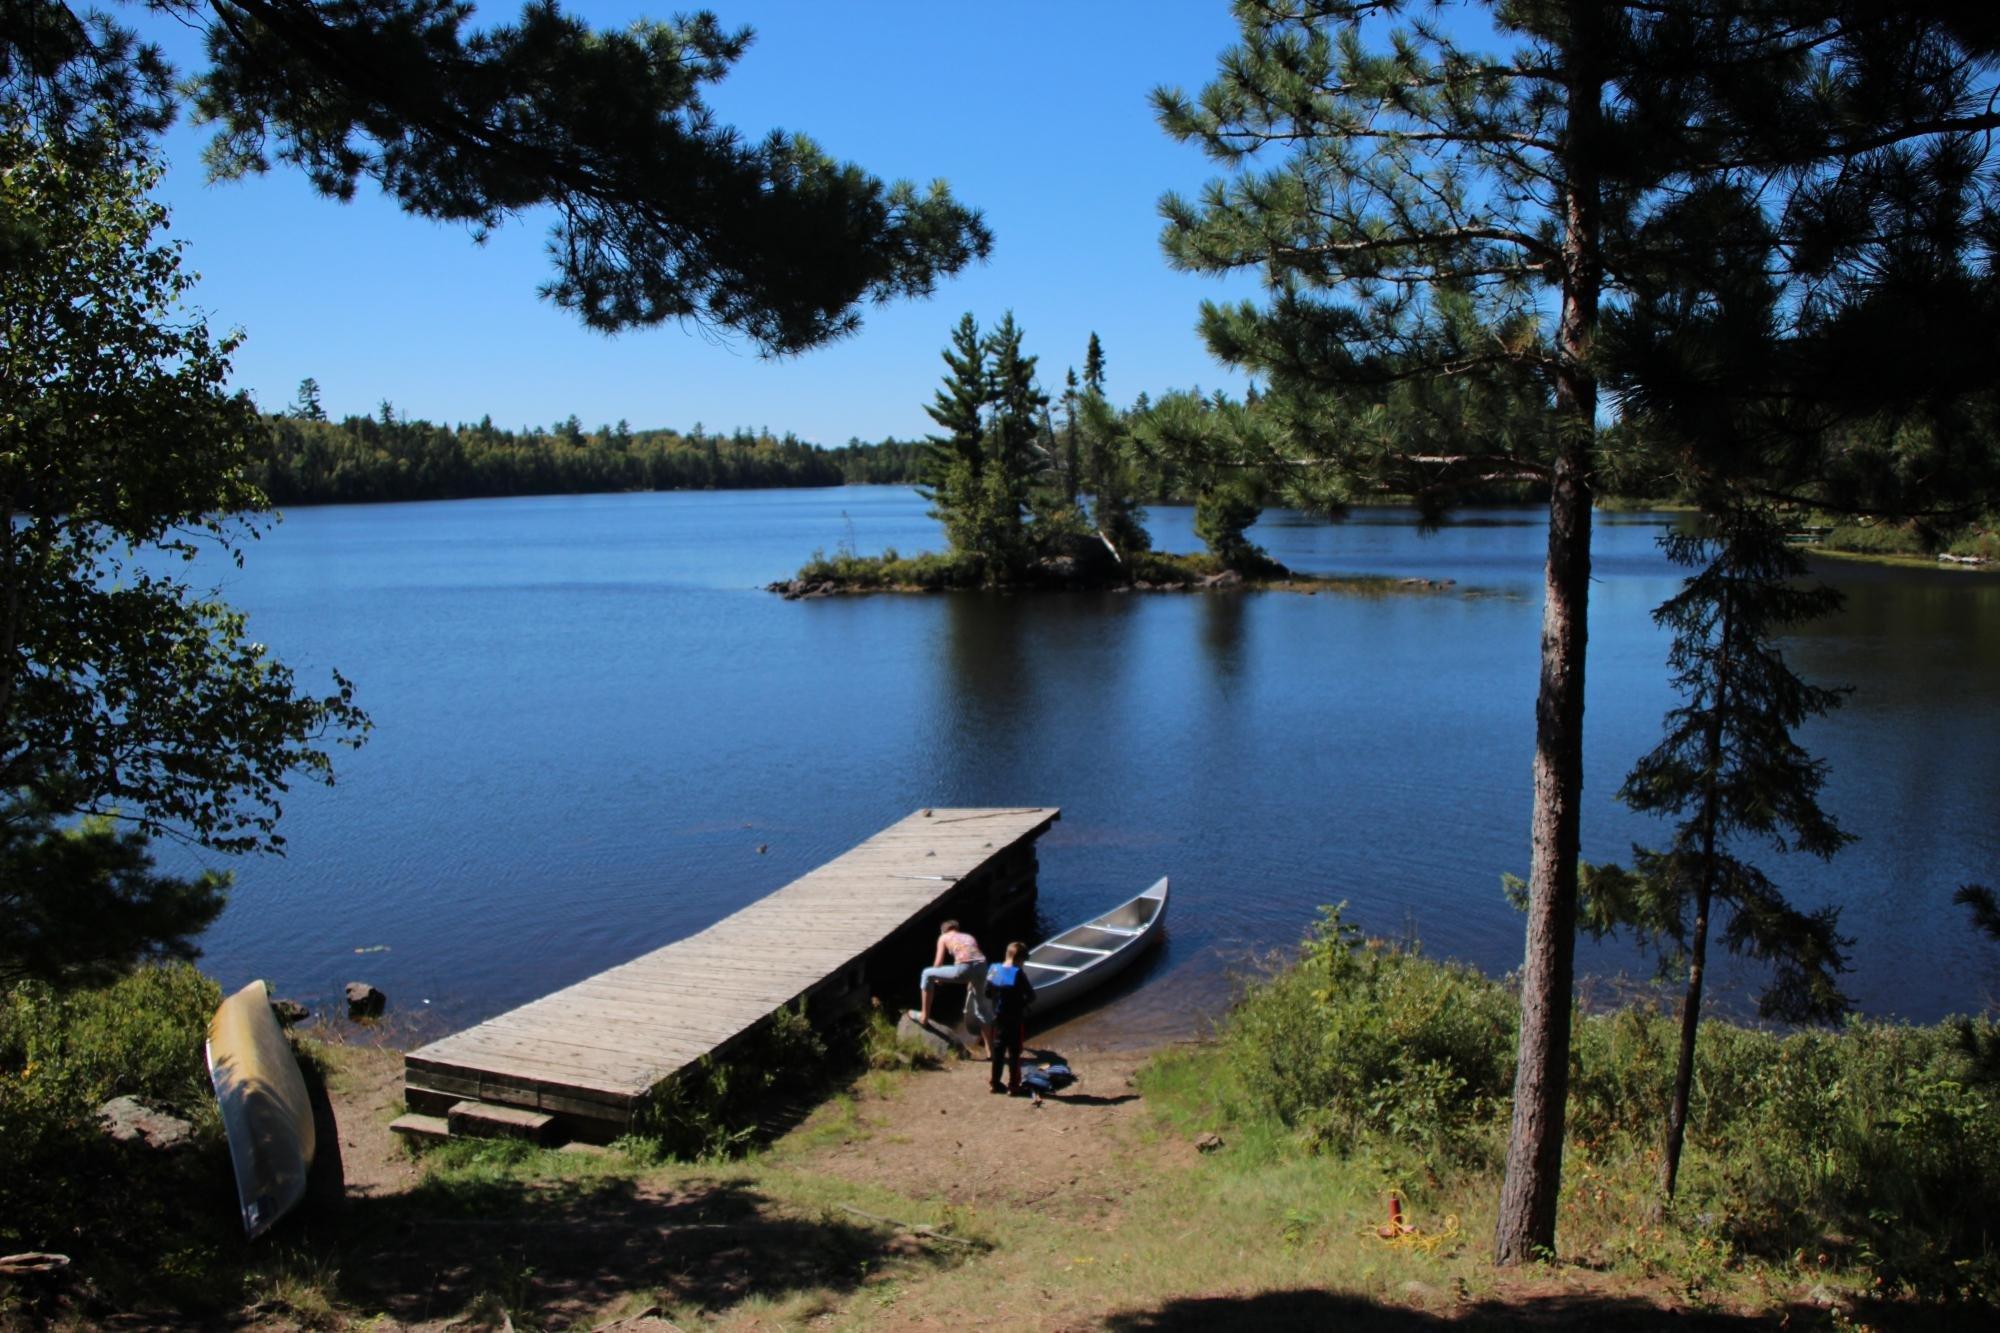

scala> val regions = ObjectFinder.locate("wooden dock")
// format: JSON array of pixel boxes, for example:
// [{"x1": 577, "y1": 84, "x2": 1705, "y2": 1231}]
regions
[{"x1": 401, "y1": 807, "x2": 1059, "y2": 1140}]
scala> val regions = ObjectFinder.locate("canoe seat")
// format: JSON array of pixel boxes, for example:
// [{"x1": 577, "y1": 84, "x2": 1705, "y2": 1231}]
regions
[
  {"x1": 1026, "y1": 961, "x2": 1083, "y2": 974},
  {"x1": 1051, "y1": 943, "x2": 1115, "y2": 955},
  {"x1": 1092, "y1": 925, "x2": 1144, "y2": 936}
]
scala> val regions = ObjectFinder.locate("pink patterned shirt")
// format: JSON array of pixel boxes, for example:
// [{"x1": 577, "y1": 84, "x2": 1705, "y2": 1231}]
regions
[{"x1": 940, "y1": 931, "x2": 985, "y2": 965}]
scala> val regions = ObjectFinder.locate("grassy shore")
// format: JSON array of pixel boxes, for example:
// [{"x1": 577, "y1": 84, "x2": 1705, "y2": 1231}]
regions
[
  {"x1": 1803, "y1": 515, "x2": 1998, "y2": 567},
  {"x1": 6, "y1": 953, "x2": 1998, "y2": 1329}
]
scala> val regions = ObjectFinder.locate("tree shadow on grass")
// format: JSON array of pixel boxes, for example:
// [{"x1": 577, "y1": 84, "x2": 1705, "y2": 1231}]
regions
[
  {"x1": 318, "y1": 1171, "x2": 955, "y2": 1327},
  {"x1": 1101, "y1": 1288, "x2": 1994, "y2": 1332}
]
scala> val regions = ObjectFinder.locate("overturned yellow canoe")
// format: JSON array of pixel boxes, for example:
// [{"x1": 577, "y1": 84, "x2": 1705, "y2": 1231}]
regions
[{"x1": 206, "y1": 979, "x2": 316, "y2": 1239}]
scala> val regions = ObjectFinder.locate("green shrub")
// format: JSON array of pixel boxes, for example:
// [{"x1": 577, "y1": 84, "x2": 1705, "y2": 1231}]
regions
[
  {"x1": 794, "y1": 547, "x2": 986, "y2": 590},
  {"x1": 862, "y1": 1007, "x2": 938, "y2": 1071},
  {"x1": 1125, "y1": 549, "x2": 1220, "y2": 585},
  {"x1": 1210, "y1": 909, "x2": 2000, "y2": 1302},
  {"x1": 0, "y1": 965, "x2": 238, "y2": 1308},
  {"x1": 1677, "y1": 1019, "x2": 2000, "y2": 1300},
  {"x1": 1821, "y1": 520, "x2": 1927, "y2": 555},
  {"x1": 1225, "y1": 905, "x2": 1516, "y2": 1164},
  {"x1": 633, "y1": 998, "x2": 829, "y2": 1159},
  {"x1": 0, "y1": 964, "x2": 221, "y2": 1135},
  {"x1": 1943, "y1": 521, "x2": 1999, "y2": 562}
]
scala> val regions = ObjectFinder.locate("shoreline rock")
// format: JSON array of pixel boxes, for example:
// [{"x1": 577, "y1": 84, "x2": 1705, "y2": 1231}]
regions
[
  {"x1": 97, "y1": 1096, "x2": 194, "y2": 1151},
  {"x1": 346, "y1": 981, "x2": 387, "y2": 1018}
]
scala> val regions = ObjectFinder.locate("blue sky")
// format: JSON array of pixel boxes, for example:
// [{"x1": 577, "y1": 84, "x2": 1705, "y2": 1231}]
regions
[{"x1": 137, "y1": 2, "x2": 1296, "y2": 443}]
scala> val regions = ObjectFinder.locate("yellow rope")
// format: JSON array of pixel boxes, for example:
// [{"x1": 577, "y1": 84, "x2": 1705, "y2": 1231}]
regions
[{"x1": 1371, "y1": 1213, "x2": 1463, "y2": 1254}]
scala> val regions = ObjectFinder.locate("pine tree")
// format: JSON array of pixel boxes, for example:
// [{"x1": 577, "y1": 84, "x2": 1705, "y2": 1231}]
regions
[
  {"x1": 1609, "y1": 503, "x2": 1853, "y2": 1200},
  {"x1": 1, "y1": 796, "x2": 229, "y2": 987},
  {"x1": 1078, "y1": 392, "x2": 1151, "y2": 561},
  {"x1": 1155, "y1": 2, "x2": 2000, "y2": 1262},
  {"x1": 1073, "y1": 333, "x2": 1149, "y2": 558},
  {"x1": 1131, "y1": 390, "x2": 1269, "y2": 569},
  {"x1": 5, "y1": 1, "x2": 990, "y2": 354}
]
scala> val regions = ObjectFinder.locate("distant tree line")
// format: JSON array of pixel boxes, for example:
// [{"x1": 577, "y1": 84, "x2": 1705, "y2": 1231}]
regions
[{"x1": 257, "y1": 382, "x2": 931, "y2": 505}]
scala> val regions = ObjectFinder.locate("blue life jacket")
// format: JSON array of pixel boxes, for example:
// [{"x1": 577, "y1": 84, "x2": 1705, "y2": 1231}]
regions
[{"x1": 987, "y1": 963, "x2": 1020, "y2": 988}]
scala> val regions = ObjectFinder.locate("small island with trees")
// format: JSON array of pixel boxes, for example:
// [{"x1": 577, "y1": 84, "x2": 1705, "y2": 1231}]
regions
[{"x1": 768, "y1": 315, "x2": 1473, "y2": 599}]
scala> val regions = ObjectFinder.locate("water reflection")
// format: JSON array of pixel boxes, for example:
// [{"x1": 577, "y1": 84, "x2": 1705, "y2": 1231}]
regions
[{"x1": 1196, "y1": 589, "x2": 1249, "y2": 679}]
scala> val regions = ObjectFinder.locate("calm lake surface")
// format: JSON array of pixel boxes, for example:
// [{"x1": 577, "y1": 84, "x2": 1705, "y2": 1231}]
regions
[{"x1": 181, "y1": 487, "x2": 2000, "y2": 1044}]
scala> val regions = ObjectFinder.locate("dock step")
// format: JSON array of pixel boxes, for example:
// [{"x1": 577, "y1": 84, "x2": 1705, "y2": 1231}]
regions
[
  {"x1": 388, "y1": 1113, "x2": 451, "y2": 1142},
  {"x1": 448, "y1": 1099, "x2": 555, "y2": 1143}
]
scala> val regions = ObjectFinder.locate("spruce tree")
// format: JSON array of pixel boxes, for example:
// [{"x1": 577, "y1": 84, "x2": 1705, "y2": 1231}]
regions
[
  {"x1": 1156, "y1": 2, "x2": 2000, "y2": 1262},
  {"x1": 291, "y1": 375, "x2": 326, "y2": 421},
  {"x1": 981, "y1": 311, "x2": 1046, "y2": 571},
  {"x1": 4, "y1": 1, "x2": 990, "y2": 354},
  {"x1": 1058, "y1": 368, "x2": 1084, "y2": 504},
  {"x1": 1613, "y1": 504, "x2": 1853, "y2": 1200},
  {"x1": 920, "y1": 313, "x2": 988, "y2": 554}
]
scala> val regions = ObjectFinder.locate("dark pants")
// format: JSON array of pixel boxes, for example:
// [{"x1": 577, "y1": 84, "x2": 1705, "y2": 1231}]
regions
[{"x1": 991, "y1": 1020, "x2": 1025, "y2": 1090}]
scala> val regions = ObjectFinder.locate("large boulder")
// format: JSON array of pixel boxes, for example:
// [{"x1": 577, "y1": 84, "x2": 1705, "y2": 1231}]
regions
[
  {"x1": 897, "y1": 1013, "x2": 974, "y2": 1060},
  {"x1": 97, "y1": 1096, "x2": 194, "y2": 1151}
]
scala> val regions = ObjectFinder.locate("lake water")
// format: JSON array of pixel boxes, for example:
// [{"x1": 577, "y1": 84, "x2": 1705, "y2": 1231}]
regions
[{"x1": 179, "y1": 487, "x2": 2000, "y2": 1044}]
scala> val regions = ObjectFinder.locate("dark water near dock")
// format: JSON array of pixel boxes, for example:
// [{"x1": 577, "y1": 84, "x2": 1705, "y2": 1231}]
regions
[{"x1": 181, "y1": 488, "x2": 2000, "y2": 1045}]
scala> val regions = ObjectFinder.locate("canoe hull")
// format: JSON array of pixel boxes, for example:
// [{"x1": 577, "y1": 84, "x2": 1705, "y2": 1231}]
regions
[
  {"x1": 1023, "y1": 877, "x2": 1169, "y2": 1014},
  {"x1": 207, "y1": 979, "x2": 316, "y2": 1239}
]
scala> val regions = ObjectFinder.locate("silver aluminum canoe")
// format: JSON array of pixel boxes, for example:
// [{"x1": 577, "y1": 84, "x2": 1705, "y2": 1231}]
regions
[{"x1": 1020, "y1": 876, "x2": 1169, "y2": 1013}]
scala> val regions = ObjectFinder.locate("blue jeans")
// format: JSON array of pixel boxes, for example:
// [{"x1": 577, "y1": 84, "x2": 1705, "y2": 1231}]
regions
[{"x1": 920, "y1": 961, "x2": 989, "y2": 1020}]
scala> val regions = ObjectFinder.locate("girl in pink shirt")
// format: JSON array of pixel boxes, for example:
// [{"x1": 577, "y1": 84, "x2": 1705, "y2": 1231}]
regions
[{"x1": 911, "y1": 918, "x2": 988, "y2": 1032}]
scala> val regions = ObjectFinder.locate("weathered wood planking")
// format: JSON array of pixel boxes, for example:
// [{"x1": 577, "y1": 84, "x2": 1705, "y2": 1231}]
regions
[{"x1": 405, "y1": 807, "x2": 1057, "y2": 1135}]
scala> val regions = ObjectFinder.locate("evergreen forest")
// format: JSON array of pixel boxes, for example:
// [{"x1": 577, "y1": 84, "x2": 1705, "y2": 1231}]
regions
[{"x1": 255, "y1": 396, "x2": 929, "y2": 505}]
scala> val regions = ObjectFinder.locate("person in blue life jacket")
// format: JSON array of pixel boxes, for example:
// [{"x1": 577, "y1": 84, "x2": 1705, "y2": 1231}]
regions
[{"x1": 984, "y1": 941, "x2": 1036, "y2": 1094}]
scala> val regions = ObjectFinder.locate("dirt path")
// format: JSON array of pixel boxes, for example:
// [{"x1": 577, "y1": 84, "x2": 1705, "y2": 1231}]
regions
[
  {"x1": 321, "y1": 1039, "x2": 422, "y2": 1200},
  {"x1": 794, "y1": 1044, "x2": 1164, "y2": 1219}
]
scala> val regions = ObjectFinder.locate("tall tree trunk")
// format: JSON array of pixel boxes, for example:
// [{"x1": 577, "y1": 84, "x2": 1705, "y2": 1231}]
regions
[
  {"x1": 1494, "y1": 433, "x2": 1594, "y2": 1265},
  {"x1": 1660, "y1": 877, "x2": 1713, "y2": 1200},
  {"x1": 1495, "y1": 2, "x2": 1602, "y2": 1266},
  {"x1": 1660, "y1": 593, "x2": 1733, "y2": 1200}
]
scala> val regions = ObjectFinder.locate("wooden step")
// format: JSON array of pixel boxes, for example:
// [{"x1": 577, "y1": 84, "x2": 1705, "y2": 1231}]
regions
[
  {"x1": 448, "y1": 1099, "x2": 555, "y2": 1143},
  {"x1": 388, "y1": 1113, "x2": 450, "y2": 1142}
]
